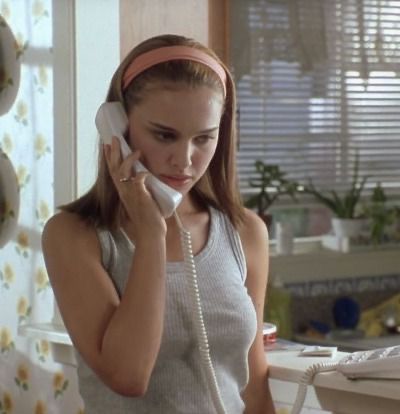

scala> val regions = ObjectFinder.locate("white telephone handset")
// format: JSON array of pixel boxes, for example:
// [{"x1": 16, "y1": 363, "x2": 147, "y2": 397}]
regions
[{"x1": 95, "y1": 102, "x2": 182, "y2": 218}]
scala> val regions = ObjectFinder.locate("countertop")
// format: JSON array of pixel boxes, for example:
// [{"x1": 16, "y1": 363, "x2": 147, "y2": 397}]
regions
[
  {"x1": 18, "y1": 323, "x2": 400, "y2": 413},
  {"x1": 267, "y1": 347, "x2": 400, "y2": 413}
]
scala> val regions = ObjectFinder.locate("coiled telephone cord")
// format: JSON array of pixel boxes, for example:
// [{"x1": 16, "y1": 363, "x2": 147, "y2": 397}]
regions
[
  {"x1": 175, "y1": 212, "x2": 227, "y2": 414},
  {"x1": 291, "y1": 362, "x2": 338, "y2": 414}
]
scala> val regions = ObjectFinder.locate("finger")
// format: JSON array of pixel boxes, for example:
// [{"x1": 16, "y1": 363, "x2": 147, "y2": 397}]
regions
[
  {"x1": 119, "y1": 172, "x2": 151, "y2": 202},
  {"x1": 133, "y1": 171, "x2": 149, "y2": 185},
  {"x1": 104, "y1": 142, "x2": 117, "y2": 177},
  {"x1": 104, "y1": 136, "x2": 126, "y2": 178},
  {"x1": 109, "y1": 136, "x2": 123, "y2": 169},
  {"x1": 119, "y1": 150, "x2": 141, "y2": 180},
  {"x1": 103, "y1": 143, "x2": 111, "y2": 163},
  {"x1": 118, "y1": 171, "x2": 148, "y2": 186}
]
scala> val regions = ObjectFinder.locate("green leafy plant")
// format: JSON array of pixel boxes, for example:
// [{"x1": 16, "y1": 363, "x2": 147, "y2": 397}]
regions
[
  {"x1": 303, "y1": 154, "x2": 369, "y2": 219},
  {"x1": 245, "y1": 161, "x2": 298, "y2": 217},
  {"x1": 363, "y1": 183, "x2": 395, "y2": 244}
]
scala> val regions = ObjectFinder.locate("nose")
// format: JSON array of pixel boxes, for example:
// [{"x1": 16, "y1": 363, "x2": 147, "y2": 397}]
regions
[{"x1": 170, "y1": 141, "x2": 193, "y2": 170}]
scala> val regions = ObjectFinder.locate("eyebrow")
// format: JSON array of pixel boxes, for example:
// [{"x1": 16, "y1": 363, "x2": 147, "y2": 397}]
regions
[{"x1": 148, "y1": 121, "x2": 219, "y2": 134}]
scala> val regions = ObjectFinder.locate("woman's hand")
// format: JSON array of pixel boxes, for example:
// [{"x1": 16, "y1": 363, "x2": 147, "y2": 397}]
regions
[{"x1": 104, "y1": 136, "x2": 167, "y2": 242}]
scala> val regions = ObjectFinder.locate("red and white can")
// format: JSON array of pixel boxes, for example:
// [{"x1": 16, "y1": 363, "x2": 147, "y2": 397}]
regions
[{"x1": 263, "y1": 322, "x2": 277, "y2": 345}]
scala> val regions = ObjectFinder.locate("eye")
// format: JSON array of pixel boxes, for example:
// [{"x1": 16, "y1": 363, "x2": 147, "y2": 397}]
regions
[
  {"x1": 154, "y1": 130, "x2": 176, "y2": 142},
  {"x1": 194, "y1": 135, "x2": 215, "y2": 145}
]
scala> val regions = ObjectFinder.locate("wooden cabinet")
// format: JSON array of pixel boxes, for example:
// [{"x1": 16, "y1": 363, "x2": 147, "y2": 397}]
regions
[{"x1": 119, "y1": 0, "x2": 228, "y2": 62}]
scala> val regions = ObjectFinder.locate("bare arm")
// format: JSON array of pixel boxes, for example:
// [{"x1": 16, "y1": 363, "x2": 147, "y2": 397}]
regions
[
  {"x1": 42, "y1": 210, "x2": 167, "y2": 396},
  {"x1": 239, "y1": 210, "x2": 276, "y2": 413},
  {"x1": 43, "y1": 139, "x2": 169, "y2": 397}
]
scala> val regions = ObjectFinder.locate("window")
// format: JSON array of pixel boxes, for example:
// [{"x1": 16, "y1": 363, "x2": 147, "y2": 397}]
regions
[{"x1": 230, "y1": 0, "x2": 400, "y2": 237}]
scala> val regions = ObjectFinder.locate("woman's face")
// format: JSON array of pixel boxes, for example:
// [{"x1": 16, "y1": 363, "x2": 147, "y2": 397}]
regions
[{"x1": 127, "y1": 84, "x2": 224, "y2": 195}]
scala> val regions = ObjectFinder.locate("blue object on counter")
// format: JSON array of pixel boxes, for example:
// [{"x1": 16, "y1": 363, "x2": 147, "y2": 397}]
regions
[
  {"x1": 333, "y1": 296, "x2": 360, "y2": 329},
  {"x1": 309, "y1": 320, "x2": 331, "y2": 334}
]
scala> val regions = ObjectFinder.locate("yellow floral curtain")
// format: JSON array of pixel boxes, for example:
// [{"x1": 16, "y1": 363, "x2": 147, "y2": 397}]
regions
[{"x1": 0, "y1": 1, "x2": 83, "y2": 413}]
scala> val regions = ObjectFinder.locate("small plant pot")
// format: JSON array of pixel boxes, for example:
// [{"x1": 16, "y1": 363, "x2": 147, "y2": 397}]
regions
[{"x1": 331, "y1": 217, "x2": 366, "y2": 238}]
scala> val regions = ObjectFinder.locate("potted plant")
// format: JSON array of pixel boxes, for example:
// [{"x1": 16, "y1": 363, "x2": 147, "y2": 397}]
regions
[
  {"x1": 245, "y1": 161, "x2": 298, "y2": 229},
  {"x1": 363, "y1": 183, "x2": 396, "y2": 245},
  {"x1": 303, "y1": 154, "x2": 369, "y2": 238}
]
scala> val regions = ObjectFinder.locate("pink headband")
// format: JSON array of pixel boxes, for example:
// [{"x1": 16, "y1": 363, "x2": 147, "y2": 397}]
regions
[{"x1": 122, "y1": 45, "x2": 227, "y2": 96}]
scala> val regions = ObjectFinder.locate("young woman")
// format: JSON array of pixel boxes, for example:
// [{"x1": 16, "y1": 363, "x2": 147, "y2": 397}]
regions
[{"x1": 42, "y1": 34, "x2": 276, "y2": 414}]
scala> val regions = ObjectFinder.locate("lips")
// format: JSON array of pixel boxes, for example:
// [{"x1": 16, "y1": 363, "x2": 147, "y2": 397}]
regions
[{"x1": 159, "y1": 174, "x2": 192, "y2": 189}]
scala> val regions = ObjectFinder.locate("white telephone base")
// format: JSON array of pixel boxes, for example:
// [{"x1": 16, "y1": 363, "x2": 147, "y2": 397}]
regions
[{"x1": 337, "y1": 345, "x2": 400, "y2": 380}]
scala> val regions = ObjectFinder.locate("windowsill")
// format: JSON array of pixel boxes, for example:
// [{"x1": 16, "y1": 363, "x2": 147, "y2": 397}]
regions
[
  {"x1": 18, "y1": 323, "x2": 76, "y2": 366},
  {"x1": 269, "y1": 238, "x2": 400, "y2": 283},
  {"x1": 18, "y1": 322, "x2": 71, "y2": 345}
]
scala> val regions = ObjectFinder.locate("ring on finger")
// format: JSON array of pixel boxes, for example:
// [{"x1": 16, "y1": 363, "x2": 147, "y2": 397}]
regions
[{"x1": 119, "y1": 177, "x2": 133, "y2": 183}]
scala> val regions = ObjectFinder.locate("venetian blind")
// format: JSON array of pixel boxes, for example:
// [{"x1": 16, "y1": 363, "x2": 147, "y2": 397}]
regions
[{"x1": 231, "y1": 0, "x2": 400, "y2": 200}]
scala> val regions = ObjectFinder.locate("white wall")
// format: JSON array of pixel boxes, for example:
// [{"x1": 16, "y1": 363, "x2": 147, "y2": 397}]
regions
[
  {"x1": 75, "y1": 0, "x2": 120, "y2": 196},
  {"x1": 53, "y1": 0, "x2": 120, "y2": 204}
]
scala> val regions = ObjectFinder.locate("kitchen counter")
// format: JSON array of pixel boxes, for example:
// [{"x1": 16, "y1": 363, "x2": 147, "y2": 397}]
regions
[
  {"x1": 294, "y1": 332, "x2": 400, "y2": 352},
  {"x1": 267, "y1": 348, "x2": 400, "y2": 413},
  {"x1": 18, "y1": 323, "x2": 400, "y2": 413}
]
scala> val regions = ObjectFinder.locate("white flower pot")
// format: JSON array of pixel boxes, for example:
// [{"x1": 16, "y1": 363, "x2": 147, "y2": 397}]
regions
[{"x1": 331, "y1": 217, "x2": 366, "y2": 238}]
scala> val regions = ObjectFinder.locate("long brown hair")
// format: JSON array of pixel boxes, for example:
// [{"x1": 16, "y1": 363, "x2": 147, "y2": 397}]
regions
[{"x1": 61, "y1": 34, "x2": 244, "y2": 229}]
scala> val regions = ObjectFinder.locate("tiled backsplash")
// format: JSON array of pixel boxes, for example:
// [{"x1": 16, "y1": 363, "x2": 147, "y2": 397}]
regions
[{"x1": 285, "y1": 274, "x2": 400, "y2": 333}]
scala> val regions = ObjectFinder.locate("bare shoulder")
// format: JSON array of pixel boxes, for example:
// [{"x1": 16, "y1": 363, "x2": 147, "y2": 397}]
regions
[
  {"x1": 42, "y1": 211, "x2": 101, "y2": 271},
  {"x1": 238, "y1": 208, "x2": 269, "y2": 249},
  {"x1": 44, "y1": 210, "x2": 88, "y2": 236},
  {"x1": 43, "y1": 211, "x2": 96, "y2": 245},
  {"x1": 237, "y1": 208, "x2": 269, "y2": 277}
]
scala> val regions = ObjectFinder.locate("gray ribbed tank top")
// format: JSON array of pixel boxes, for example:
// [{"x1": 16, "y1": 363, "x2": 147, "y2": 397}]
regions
[{"x1": 75, "y1": 207, "x2": 257, "y2": 413}]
